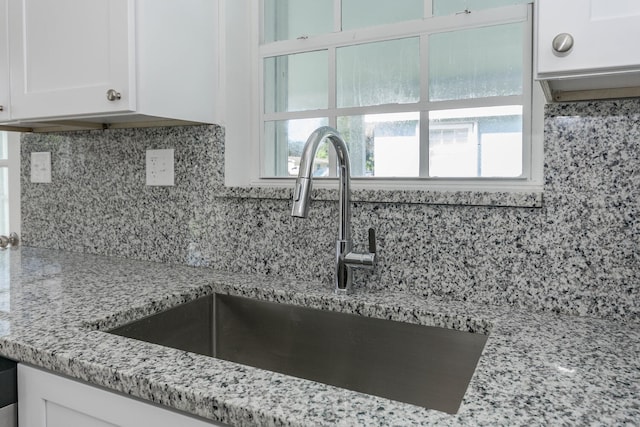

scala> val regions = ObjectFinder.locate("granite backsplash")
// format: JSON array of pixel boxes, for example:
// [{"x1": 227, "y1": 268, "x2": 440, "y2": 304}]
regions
[{"x1": 20, "y1": 100, "x2": 640, "y2": 321}]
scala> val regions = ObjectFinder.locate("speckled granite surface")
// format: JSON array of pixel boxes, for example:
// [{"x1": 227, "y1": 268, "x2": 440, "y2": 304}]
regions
[
  {"x1": 217, "y1": 186, "x2": 543, "y2": 208},
  {"x1": 0, "y1": 248, "x2": 638, "y2": 426},
  {"x1": 20, "y1": 99, "x2": 640, "y2": 321}
]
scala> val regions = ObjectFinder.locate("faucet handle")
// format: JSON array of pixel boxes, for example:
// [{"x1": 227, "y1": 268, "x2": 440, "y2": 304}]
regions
[
  {"x1": 368, "y1": 228, "x2": 376, "y2": 254},
  {"x1": 343, "y1": 228, "x2": 377, "y2": 269}
]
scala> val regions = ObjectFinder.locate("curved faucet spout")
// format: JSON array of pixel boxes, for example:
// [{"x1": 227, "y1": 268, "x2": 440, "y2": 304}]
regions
[
  {"x1": 291, "y1": 127, "x2": 376, "y2": 294},
  {"x1": 291, "y1": 126, "x2": 351, "y2": 243}
]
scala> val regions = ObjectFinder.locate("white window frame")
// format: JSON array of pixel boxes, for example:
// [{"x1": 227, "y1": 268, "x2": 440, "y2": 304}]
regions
[
  {"x1": 221, "y1": 1, "x2": 544, "y2": 193},
  {"x1": 0, "y1": 131, "x2": 20, "y2": 236}
]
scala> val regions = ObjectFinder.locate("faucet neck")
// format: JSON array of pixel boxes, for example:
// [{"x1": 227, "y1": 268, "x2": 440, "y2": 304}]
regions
[
  {"x1": 336, "y1": 150, "x2": 351, "y2": 242},
  {"x1": 292, "y1": 126, "x2": 352, "y2": 242}
]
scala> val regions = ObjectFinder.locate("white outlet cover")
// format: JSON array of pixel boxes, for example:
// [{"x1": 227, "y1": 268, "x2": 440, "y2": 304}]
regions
[
  {"x1": 146, "y1": 149, "x2": 175, "y2": 186},
  {"x1": 31, "y1": 152, "x2": 52, "y2": 183}
]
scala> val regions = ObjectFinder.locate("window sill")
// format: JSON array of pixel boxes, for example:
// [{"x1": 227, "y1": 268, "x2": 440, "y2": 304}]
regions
[{"x1": 216, "y1": 186, "x2": 543, "y2": 208}]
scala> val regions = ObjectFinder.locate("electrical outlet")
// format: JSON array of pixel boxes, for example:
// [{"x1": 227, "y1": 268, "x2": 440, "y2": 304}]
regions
[
  {"x1": 146, "y1": 149, "x2": 175, "y2": 186},
  {"x1": 31, "y1": 152, "x2": 52, "y2": 183}
]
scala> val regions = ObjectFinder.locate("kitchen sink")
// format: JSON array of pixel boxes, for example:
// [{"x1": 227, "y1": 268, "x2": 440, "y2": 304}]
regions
[{"x1": 108, "y1": 294, "x2": 488, "y2": 414}]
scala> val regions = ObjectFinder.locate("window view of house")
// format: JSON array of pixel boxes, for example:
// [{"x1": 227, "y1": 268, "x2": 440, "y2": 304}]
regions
[{"x1": 261, "y1": 0, "x2": 532, "y2": 181}]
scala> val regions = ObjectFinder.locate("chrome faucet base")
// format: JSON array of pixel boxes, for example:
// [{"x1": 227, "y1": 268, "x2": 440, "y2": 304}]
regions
[
  {"x1": 334, "y1": 287, "x2": 352, "y2": 296},
  {"x1": 335, "y1": 239, "x2": 353, "y2": 294}
]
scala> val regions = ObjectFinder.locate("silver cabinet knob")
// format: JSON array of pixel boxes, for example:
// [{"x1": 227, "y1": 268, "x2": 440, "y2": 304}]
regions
[
  {"x1": 106, "y1": 89, "x2": 122, "y2": 101},
  {"x1": 8, "y1": 232, "x2": 19, "y2": 246},
  {"x1": 552, "y1": 33, "x2": 574, "y2": 54},
  {"x1": 0, "y1": 233, "x2": 19, "y2": 249}
]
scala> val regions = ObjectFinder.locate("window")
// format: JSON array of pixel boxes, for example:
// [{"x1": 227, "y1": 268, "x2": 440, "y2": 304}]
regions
[
  {"x1": 0, "y1": 133, "x2": 10, "y2": 234},
  {"x1": 0, "y1": 132, "x2": 20, "y2": 236},
  {"x1": 252, "y1": 0, "x2": 541, "y2": 190}
]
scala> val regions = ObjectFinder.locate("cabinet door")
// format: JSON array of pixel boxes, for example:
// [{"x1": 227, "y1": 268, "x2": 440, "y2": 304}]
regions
[
  {"x1": 0, "y1": 0, "x2": 10, "y2": 121},
  {"x1": 18, "y1": 364, "x2": 225, "y2": 427},
  {"x1": 8, "y1": 0, "x2": 136, "y2": 120},
  {"x1": 536, "y1": 0, "x2": 640, "y2": 77}
]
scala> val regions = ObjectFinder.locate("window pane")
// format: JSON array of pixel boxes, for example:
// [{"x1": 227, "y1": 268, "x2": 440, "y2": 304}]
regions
[
  {"x1": 264, "y1": 118, "x2": 329, "y2": 177},
  {"x1": 337, "y1": 38, "x2": 420, "y2": 108},
  {"x1": 429, "y1": 23, "x2": 523, "y2": 101},
  {"x1": 0, "y1": 167, "x2": 8, "y2": 235},
  {"x1": 0, "y1": 132, "x2": 6, "y2": 160},
  {"x1": 264, "y1": 51, "x2": 328, "y2": 114},
  {"x1": 263, "y1": 0, "x2": 333, "y2": 42},
  {"x1": 342, "y1": 0, "x2": 423, "y2": 30},
  {"x1": 433, "y1": 0, "x2": 530, "y2": 16},
  {"x1": 338, "y1": 113, "x2": 419, "y2": 178},
  {"x1": 429, "y1": 106, "x2": 523, "y2": 178}
]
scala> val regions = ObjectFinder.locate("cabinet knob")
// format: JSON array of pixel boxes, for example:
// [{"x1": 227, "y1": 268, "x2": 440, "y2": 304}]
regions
[
  {"x1": 106, "y1": 89, "x2": 122, "y2": 101},
  {"x1": 0, "y1": 105, "x2": 4, "y2": 111},
  {"x1": 0, "y1": 233, "x2": 18, "y2": 249},
  {"x1": 552, "y1": 33, "x2": 574, "y2": 55}
]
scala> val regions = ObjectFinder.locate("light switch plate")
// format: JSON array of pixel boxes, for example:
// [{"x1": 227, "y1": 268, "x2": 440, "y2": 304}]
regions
[
  {"x1": 31, "y1": 152, "x2": 51, "y2": 183},
  {"x1": 146, "y1": 149, "x2": 175, "y2": 186}
]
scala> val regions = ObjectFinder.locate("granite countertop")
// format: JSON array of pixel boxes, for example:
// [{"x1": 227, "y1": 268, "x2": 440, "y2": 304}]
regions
[{"x1": 0, "y1": 248, "x2": 638, "y2": 426}]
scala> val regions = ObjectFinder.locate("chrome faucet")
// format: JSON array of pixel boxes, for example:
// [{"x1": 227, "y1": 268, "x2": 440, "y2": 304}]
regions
[{"x1": 291, "y1": 126, "x2": 376, "y2": 294}]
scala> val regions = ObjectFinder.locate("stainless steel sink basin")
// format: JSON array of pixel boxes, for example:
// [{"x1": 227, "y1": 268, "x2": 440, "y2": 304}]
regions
[{"x1": 108, "y1": 294, "x2": 487, "y2": 414}]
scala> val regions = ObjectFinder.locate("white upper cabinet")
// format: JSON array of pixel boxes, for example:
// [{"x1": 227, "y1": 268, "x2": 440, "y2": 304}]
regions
[
  {"x1": 2, "y1": 0, "x2": 218, "y2": 129},
  {"x1": 0, "y1": 0, "x2": 10, "y2": 121},
  {"x1": 535, "y1": 0, "x2": 640, "y2": 101},
  {"x1": 9, "y1": 0, "x2": 134, "y2": 120}
]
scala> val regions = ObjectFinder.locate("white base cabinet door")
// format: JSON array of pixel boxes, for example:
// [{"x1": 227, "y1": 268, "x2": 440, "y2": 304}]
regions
[{"x1": 18, "y1": 364, "x2": 226, "y2": 427}]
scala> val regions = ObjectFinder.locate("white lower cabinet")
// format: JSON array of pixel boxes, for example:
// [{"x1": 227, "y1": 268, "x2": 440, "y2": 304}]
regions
[{"x1": 18, "y1": 364, "x2": 226, "y2": 427}]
